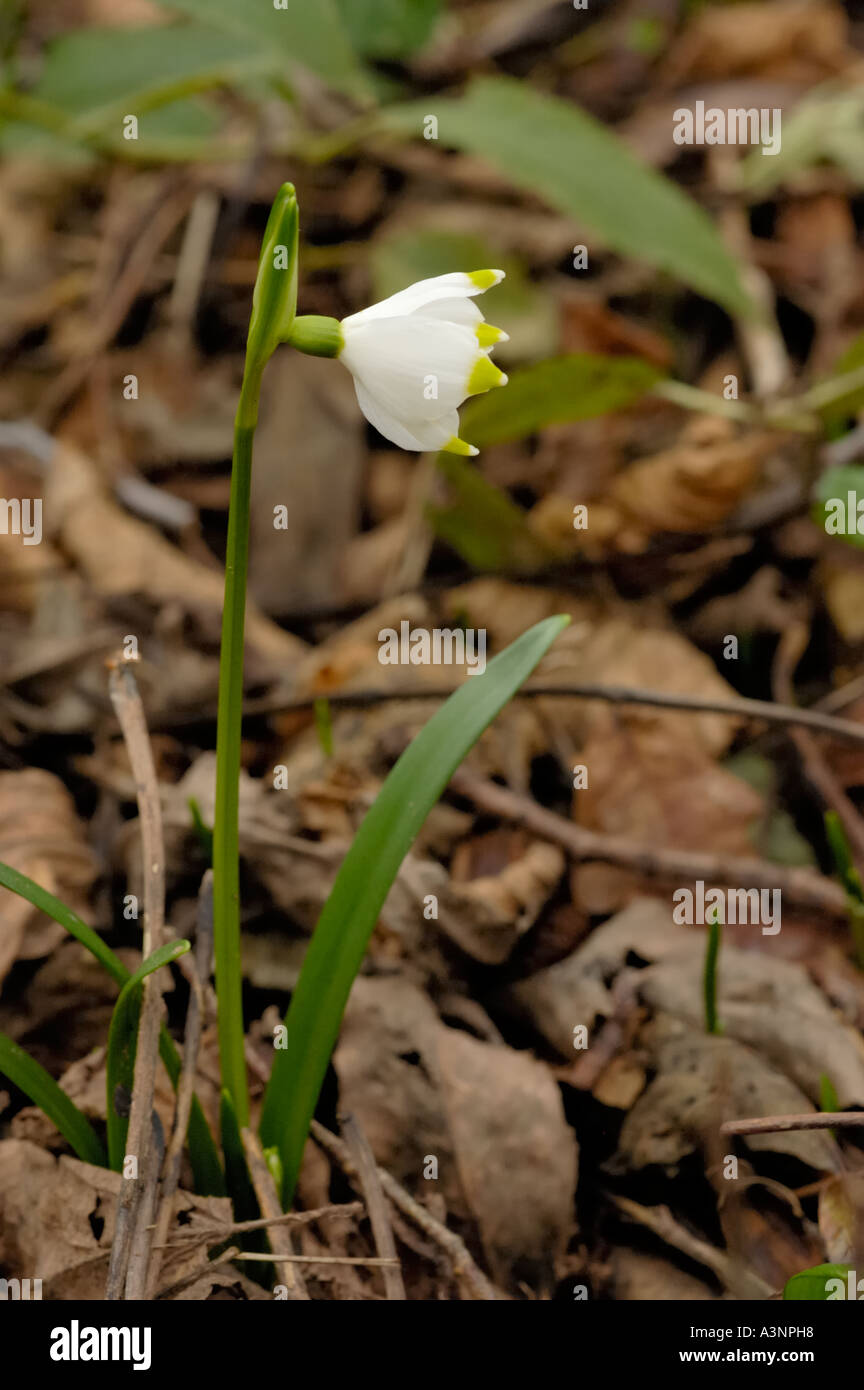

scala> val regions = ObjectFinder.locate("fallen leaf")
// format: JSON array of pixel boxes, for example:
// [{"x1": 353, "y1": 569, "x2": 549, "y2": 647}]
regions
[
  {"x1": 614, "y1": 1023, "x2": 841, "y2": 1174},
  {"x1": 334, "y1": 975, "x2": 577, "y2": 1287},
  {"x1": 0, "y1": 768, "x2": 97, "y2": 985}
]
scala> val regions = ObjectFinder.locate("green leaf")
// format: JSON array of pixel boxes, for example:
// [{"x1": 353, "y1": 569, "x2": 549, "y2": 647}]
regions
[
  {"x1": 260, "y1": 614, "x2": 571, "y2": 1204},
  {"x1": 0, "y1": 860, "x2": 223, "y2": 1194},
  {"x1": 33, "y1": 25, "x2": 265, "y2": 117},
  {"x1": 817, "y1": 333, "x2": 864, "y2": 425},
  {"x1": 334, "y1": 0, "x2": 440, "y2": 59},
  {"x1": 157, "y1": 0, "x2": 371, "y2": 101},
  {"x1": 427, "y1": 453, "x2": 551, "y2": 572},
  {"x1": 380, "y1": 77, "x2": 755, "y2": 317},
  {"x1": 106, "y1": 939, "x2": 191, "y2": 1170},
  {"x1": 738, "y1": 87, "x2": 864, "y2": 198},
  {"x1": 188, "y1": 796, "x2": 214, "y2": 861},
  {"x1": 0, "y1": 1032, "x2": 106, "y2": 1166},
  {"x1": 784, "y1": 1264, "x2": 854, "y2": 1300},
  {"x1": 0, "y1": 860, "x2": 127, "y2": 985},
  {"x1": 813, "y1": 465, "x2": 864, "y2": 552},
  {"x1": 820, "y1": 1073, "x2": 840, "y2": 1114},
  {"x1": 460, "y1": 353, "x2": 662, "y2": 447},
  {"x1": 825, "y1": 809, "x2": 864, "y2": 900}
]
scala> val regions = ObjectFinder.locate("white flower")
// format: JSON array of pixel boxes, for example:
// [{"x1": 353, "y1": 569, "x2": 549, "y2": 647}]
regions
[{"x1": 338, "y1": 270, "x2": 509, "y2": 455}]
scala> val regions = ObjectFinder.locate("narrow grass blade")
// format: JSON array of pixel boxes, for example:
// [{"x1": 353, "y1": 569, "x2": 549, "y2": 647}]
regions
[
  {"x1": 0, "y1": 860, "x2": 127, "y2": 985},
  {"x1": 703, "y1": 908, "x2": 722, "y2": 1036},
  {"x1": 0, "y1": 860, "x2": 223, "y2": 1193},
  {"x1": 0, "y1": 1032, "x2": 106, "y2": 1166},
  {"x1": 260, "y1": 614, "x2": 570, "y2": 1204},
  {"x1": 313, "y1": 697, "x2": 334, "y2": 757},
  {"x1": 106, "y1": 939, "x2": 190, "y2": 1170},
  {"x1": 824, "y1": 810, "x2": 864, "y2": 968}
]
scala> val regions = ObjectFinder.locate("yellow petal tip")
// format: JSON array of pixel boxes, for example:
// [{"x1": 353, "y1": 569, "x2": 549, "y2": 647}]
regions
[
  {"x1": 467, "y1": 354, "x2": 508, "y2": 395},
  {"x1": 476, "y1": 323, "x2": 509, "y2": 347},
  {"x1": 444, "y1": 436, "x2": 479, "y2": 456},
  {"x1": 468, "y1": 269, "x2": 505, "y2": 290}
]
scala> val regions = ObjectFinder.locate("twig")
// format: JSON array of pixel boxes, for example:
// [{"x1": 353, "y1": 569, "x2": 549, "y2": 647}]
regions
[
  {"x1": 228, "y1": 1253, "x2": 401, "y2": 1267},
  {"x1": 153, "y1": 1201, "x2": 364, "y2": 1249},
  {"x1": 565, "y1": 970, "x2": 642, "y2": 1090},
  {"x1": 721, "y1": 1112, "x2": 864, "y2": 1137},
  {"x1": 447, "y1": 767, "x2": 848, "y2": 919},
  {"x1": 341, "y1": 1112, "x2": 406, "y2": 1301},
  {"x1": 773, "y1": 618, "x2": 864, "y2": 867},
  {"x1": 38, "y1": 178, "x2": 195, "y2": 424},
  {"x1": 311, "y1": 1120, "x2": 497, "y2": 1300},
  {"x1": 610, "y1": 1194, "x2": 774, "y2": 1299},
  {"x1": 254, "y1": 682, "x2": 864, "y2": 748},
  {"x1": 146, "y1": 870, "x2": 213, "y2": 1298},
  {"x1": 105, "y1": 659, "x2": 167, "y2": 1302},
  {"x1": 241, "y1": 1128, "x2": 309, "y2": 1300}
]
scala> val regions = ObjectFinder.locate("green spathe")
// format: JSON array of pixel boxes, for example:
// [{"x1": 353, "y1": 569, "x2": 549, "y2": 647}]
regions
[{"x1": 245, "y1": 183, "x2": 299, "y2": 382}]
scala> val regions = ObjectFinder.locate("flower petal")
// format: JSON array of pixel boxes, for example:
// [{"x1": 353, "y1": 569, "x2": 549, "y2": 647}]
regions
[
  {"x1": 343, "y1": 270, "x2": 504, "y2": 327},
  {"x1": 414, "y1": 296, "x2": 483, "y2": 328},
  {"x1": 341, "y1": 315, "x2": 481, "y2": 421},
  {"x1": 353, "y1": 383, "x2": 469, "y2": 452}
]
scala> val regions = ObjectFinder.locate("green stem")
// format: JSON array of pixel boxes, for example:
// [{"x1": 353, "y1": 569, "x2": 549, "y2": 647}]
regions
[
  {"x1": 212, "y1": 366, "x2": 262, "y2": 1129},
  {"x1": 703, "y1": 909, "x2": 722, "y2": 1036}
]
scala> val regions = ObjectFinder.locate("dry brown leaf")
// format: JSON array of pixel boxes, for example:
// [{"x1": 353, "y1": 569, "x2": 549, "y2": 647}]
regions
[
  {"x1": 334, "y1": 975, "x2": 577, "y2": 1287},
  {"x1": 0, "y1": 1139, "x2": 235, "y2": 1299},
  {"x1": 572, "y1": 725, "x2": 764, "y2": 914},
  {"x1": 45, "y1": 440, "x2": 305, "y2": 674},
  {"x1": 818, "y1": 1174, "x2": 864, "y2": 1266},
  {"x1": 639, "y1": 944, "x2": 864, "y2": 1108},
  {"x1": 615, "y1": 1024, "x2": 841, "y2": 1174},
  {"x1": 662, "y1": 0, "x2": 851, "y2": 84},
  {"x1": 609, "y1": 1247, "x2": 717, "y2": 1301},
  {"x1": 607, "y1": 419, "x2": 774, "y2": 547},
  {"x1": 503, "y1": 898, "x2": 685, "y2": 1057},
  {"x1": 0, "y1": 767, "x2": 97, "y2": 985}
]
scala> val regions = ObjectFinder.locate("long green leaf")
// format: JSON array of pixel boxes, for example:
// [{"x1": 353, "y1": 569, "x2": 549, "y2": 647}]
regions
[
  {"x1": 0, "y1": 860, "x2": 223, "y2": 1194},
  {"x1": 0, "y1": 1032, "x2": 106, "y2": 1166},
  {"x1": 106, "y1": 939, "x2": 191, "y2": 1170},
  {"x1": 334, "y1": 0, "x2": 441, "y2": 59},
  {"x1": 460, "y1": 353, "x2": 663, "y2": 447},
  {"x1": 260, "y1": 614, "x2": 570, "y2": 1204},
  {"x1": 158, "y1": 0, "x2": 371, "y2": 101},
  {"x1": 380, "y1": 77, "x2": 755, "y2": 318},
  {"x1": 0, "y1": 861, "x2": 127, "y2": 985},
  {"x1": 427, "y1": 452, "x2": 552, "y2": 572},
  {"x1": 33, "y1": 25, "x2": 267, "y2": 121}
]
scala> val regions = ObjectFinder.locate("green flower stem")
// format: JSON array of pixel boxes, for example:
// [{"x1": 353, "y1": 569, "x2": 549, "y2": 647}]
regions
[
  {"x1": 212, "y1": 371, "x2": 262, "y2": 1129},
  {"x1": 212, "y1": 183, "x2": 298, "y2": 1134}
]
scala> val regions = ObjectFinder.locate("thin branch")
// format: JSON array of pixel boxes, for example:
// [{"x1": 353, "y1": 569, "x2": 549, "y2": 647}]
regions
[
  {"x1": 341, "y1": 1112, "x2": 406, "y2": 1301},
  {"x1": 228, "y1": 1252, "x2": 401, "y2": 1267},
  {"x1": 147, "y1": 869, "x2": 213, "y2": 1298},
  {"x1": 252, "y1": 682, "x2": 864, "y2": 749},
  {"x1": 721, "y1": 1112, "x2": 864, "y2": 1137},
  {"x1": 311, "y1": 1120, "x2": 497, "y2": 1301},
  {"x1": 105, "y1": 658, "x2": 167, "y2": 1302},
  {"x1": 610, "y1": 1194, "x2": 774, "y2": 1299},
  {"x1": 153, "y1": 1201, "x2": 364, "y2": 1249},
  {"x1": 241, "y1": 1127, "x2": 309, "y2": 1300},
  {"x1": 447, "y1": 767, "x2": 848, "y2": 919}
]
